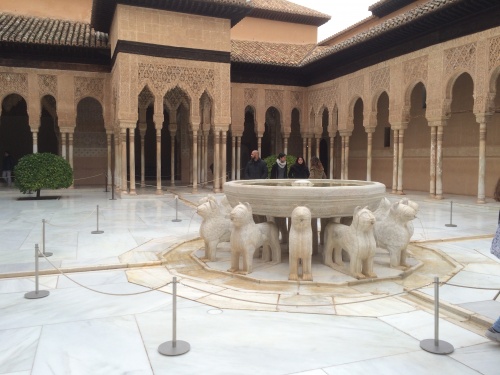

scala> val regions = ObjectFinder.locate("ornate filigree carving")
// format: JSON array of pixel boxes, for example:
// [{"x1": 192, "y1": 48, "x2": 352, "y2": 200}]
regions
[
  {"x1": 489, "y1": 36, "x2": 500, "y2": 72},
  {"x1": 138, "y1": 87, "x2": 155, "y2": 109},
  {"x1": 290, "y1": 91, "x2": 303, "y2": 109},
  {"x1": 0, "y1": 72, "x2": 28, "y2": 98},
  {"x1": 265, "y1": 89, "x2": 283, "y2": 111},
  {"x1": 403, "y1": 56, "x2": 428, "y2": 85},
  {"x1": 75, "y1": 77, "x2": 104, "y2": 104},
  {"x1": 444, "y1": 42, "x2": 477, "y2": 75},
  {"x1": 348, "y1": 76, "x2": 364, "y2": 99},
  {"x1": 370, "y1": 67, "x2": 390, "y2": 94},
  {"x1": 244, "y1": 88, "x2": 257, "y2": 108},
  {"x1": 164, "y1": 86, "x2": 190, "y2": 110},
  {"x1": 38, "y1": 74, "x2": 57, "y2": 97},
  {"x1": 307, "y1": 84, "x2": 337, "y2": 111},
  {"x1": 138, "y1": 63, "x2": 214, "y2": 96}
]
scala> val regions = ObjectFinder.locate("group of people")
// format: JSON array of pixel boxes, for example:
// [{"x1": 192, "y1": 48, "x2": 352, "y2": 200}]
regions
[{"x1": 243, "y1": 150, "x2": 326, "y2": 180}]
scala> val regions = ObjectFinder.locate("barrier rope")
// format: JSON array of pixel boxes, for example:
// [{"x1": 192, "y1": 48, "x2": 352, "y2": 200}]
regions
[
  {"x1": 44, "y1": 208, "x2": 98, "y2": 228},
  {"x1": 73, "y1": 172, "x2": 106, "y2": 181},
  {"x1": 38, "y1": 251, "x2": 173, "y2": 296}
]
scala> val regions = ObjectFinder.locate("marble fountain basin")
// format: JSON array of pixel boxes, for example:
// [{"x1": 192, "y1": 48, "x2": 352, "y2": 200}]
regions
[{"x1": 223, "y1": 179, "x2": 386, "y2": 218}]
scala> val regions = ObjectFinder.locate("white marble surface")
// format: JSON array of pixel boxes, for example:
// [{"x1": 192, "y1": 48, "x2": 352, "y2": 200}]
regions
[{"x1": 0, "y1": 188, "x2": 499, "y2": 375}]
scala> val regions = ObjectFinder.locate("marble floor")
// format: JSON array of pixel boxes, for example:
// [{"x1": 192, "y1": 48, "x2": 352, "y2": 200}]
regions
[{"x1": 0, "y1": 185, "x2": 499, "y2": 375}]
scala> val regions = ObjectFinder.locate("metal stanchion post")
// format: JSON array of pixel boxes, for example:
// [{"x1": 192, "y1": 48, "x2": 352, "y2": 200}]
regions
[
  {"x1": 38, "y1": 219, "x2": 53, "y2": 257},
  {"x1": 172, "y1": 195, "x2": 182, "y2": 222},
  {"x1": 25, "y1": 244, "x2": 50, "y2": 299},
  {"x1": 110, "y1": 170, "x2": 116, "y2": 200},
  {"x1": 445, "y1": 201, "x2": 457, "y2": 227},
  {"x1": 420, "y1": 277, "x2": 454, "y2": 354},
  {"x1": 158, "y1": 277, "x2": 190, "y2": 356},
  {"x1": 91, "y1": 205, "x2": 104, "y2": 234},
  {"x1": 104, "y1": 172, "x2": 108, "y2": 192}
]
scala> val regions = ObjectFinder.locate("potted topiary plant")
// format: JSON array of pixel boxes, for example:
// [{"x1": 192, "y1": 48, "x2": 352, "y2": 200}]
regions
[{"x1": 14, "y1": 153, "x2": 73, "y2": 199}]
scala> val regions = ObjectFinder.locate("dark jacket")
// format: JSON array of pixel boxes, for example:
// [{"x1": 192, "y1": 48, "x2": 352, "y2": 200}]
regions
[
  {"x1": 288, "y1": 163, "x2": 309, "y2": 179},
  {"x1": 270, "y1": 162, "x2": 288, "y2": 179},
  {"x1": 244, "y1": 158, "x2": 268, "y2": 179},
  {"x1": 2, "y1": 155, "x2": 14, "y2": 171}
]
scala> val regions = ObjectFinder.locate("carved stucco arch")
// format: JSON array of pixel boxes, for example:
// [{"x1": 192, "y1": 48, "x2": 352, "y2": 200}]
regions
[
  {"x1": 316, "y1": 105, "x2": 329, "y2": 136},
  {"x1": 442, "y1": 71, "x2": 475, "y2": 118},
  {"x1": 345, "y1": 95, "x2": 364, "y2": 132},
  {"x1": 74, "y1": 77, "x2": 105, "y2": 115},
  {"x1": 199, "y1": 90, "x2": 214, "y2": 132},
  {"x1": 163, "y1": 85, "x2": 191, "y2": 115},
  {"x1": 368, "y1": 90, "x2": 388, "y2": 129}
]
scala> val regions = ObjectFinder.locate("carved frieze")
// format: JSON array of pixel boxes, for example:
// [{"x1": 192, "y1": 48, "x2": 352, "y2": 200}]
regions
[
  {"x1": 75, "y1": 77, "x2": 104, "y2": 104},
  {"x1": 290, "y1": 91, "x2": 303, "y2": 109},
  {"x1": 0, "y1": 72, "x2": 28, "y2": 99},
  {"x1": 38, "y1": 74, "x2": 57, "y2": 97},
  {"x1": 444, "y1": 42, "x2": 477, "y2": 75},
  {"x1": 489, "y1": 36, "x2": 500, "y2": 72},
  {"x1": 370, "y1": 67, "x2": 390, "y2": 94},
  {"x1": 265, "y1": 89, "x2": 283, "y2": 111},
  {"x1": 348, "y1": 76, "x2": 364, "y2": 99},
  {"x1": 403, "y1": 56, "x2": 428, "y2": 85},
  {"x1": 244, "y1": 88, "x2": 257, "y2": 108}
]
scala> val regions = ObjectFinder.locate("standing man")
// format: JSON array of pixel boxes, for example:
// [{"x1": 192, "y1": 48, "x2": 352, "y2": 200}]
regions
[
  {"x1": 244, "y1": 150, "x2": 268, "y2": 179},
  {"x1": 270, "y1": 152, "x2": 288, "y2": 179},
  {"x1": 2, "y1": 151, "x2": 14, "y2": 187}
]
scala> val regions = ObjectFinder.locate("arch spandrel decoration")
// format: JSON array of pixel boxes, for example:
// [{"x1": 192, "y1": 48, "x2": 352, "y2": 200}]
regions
[
  {"x1": 0, "y1": 72, "x2": 28, "y2": 103},
  {"x1": 290, "y1": 91, "x2": 303, "y2": 111},
  {"x1": 404, "y1": 56, "x2": 428, "y2": 87},
  {"x1": 265, "y1": 89, "x2": 284, "y2": 115},
  {"x1": 74, "y1": 77, "x2": 105, "y2": 106},
  {"x1": 38, "y1": 74, "x2": 57, "y2": 98},
  {"x1": 488, "y1": 36, "x2": 500, "y2": 72},
  {"x1": 444, "y1": 42, "x2": 477, "y2": 77},
  {"x1": 244, "y1": 88, "x2": 257, "y2": 109},
  {"x1": 137, "y1": 63, "x2": 214, "y2": 100},
  {"x1": 370, "y1": 67, "x2": 390, "y2": 96}
]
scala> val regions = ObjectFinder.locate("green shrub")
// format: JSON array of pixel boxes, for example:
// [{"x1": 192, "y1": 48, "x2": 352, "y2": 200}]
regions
[
  {"x1": 14, "y1": 153, "x2": 73, "y2": 198},
  {"x1": 263, "y1": 154, "x2": 296, "y2": 178}
]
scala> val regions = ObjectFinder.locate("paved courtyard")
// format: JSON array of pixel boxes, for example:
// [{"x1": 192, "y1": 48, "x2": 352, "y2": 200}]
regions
[{"x1": 0, "y1": 185, "x2": 499, "y2": 375}]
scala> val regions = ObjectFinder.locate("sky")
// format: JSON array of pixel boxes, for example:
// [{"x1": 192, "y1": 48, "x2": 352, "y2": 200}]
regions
[{"x1": 286, "y1": 0, "x2": 375, "y2": 42}]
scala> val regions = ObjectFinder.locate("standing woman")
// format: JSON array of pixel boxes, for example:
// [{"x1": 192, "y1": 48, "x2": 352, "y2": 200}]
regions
[
  {"x1": 288, "y1": 156, "x2": 309, "y2": 179},
  {"x1": 309, "y1": 156, "x2": 326, "y2": 179}
]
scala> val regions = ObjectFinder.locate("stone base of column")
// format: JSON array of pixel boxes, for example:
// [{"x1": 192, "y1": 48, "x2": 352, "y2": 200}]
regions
[
  {"x1": 435, "y1": 194, "x2": 443, "y2": 200},
  {"x1": 396, "y1": 190, "x2": 405, "y2": 195},
  {"x1": 129, "y1": 191, "x2": 137, "y2": 196},
  {"x1": 391, "y1": 189, "x2": 397, "y2": 194},
  {"x1": 141, "y1": 183, "x2": 146, "y2": 188},
  {"x1": 155, "y1": 189, "x2": 163, "y2": 195},
  {"x1": 192, "y1": 187, "x2": 198, "y2": 193},
  {"x1": 477, "y1": 198, "x2": 486, "y2": 204}
]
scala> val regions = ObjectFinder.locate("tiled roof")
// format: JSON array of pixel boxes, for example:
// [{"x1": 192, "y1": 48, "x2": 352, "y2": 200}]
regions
[
  {"x1": 301, "y1": 0, "x2": 461, "y2": 65},
  {"x1": 0, "y1": 13, "x2": 108, "y2": 48},
  {"x1": 231, "y1": 40, "x2": 316, "y2": 67},
  {"x1": 250, "y1": 0, "x2": 330, "y2": 20},
  {"x1": 369, "y1": 0, "x2": 416, "y2": 17}
]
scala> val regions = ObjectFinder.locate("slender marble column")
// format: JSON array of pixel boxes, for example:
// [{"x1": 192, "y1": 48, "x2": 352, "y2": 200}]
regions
[
  {"x1": 31, "y1": 131, "x2": 38, "y2": 153},
  {"x1": 436, "y1": 125, "x2": 444, "y2": 199},
  {"x1": 138, "y1": 123, "x2": 146, "y2": 188},
  {"x1": 429, "y1": 126, "x2": 437, "y2": 198},
  {"x1": 221, "y1": 131, "x2": 227, "y2": 187},
  {"x1": 68, "y1": 133, "x2": 74, "y2": 189},
  {"x1": 236, "y1": 136, "x2": 241, "y2": 180},
  {"x1": 397, "y1": 129, "x2": 405, "y2": 194},
  {"x1": 392, "y1": 129, "x2": 399, "y2": 194},
  {"x1": 283, "y1": 137, "x2": 288, "y2": 155},
  {"x1": 329, "y1": 137, "x2": 334, "y2": 179},
  {"x1": 366, "y1": 130, "x2": 373, "y2": 181},
  {"x1": 307, "y1": 138, "x2": 312, "y2": 168},
  {"x1": 129, "y1": 127, "x2": 136, "y2": 195},
  {"x1": 257, "y1": 136, "x2": 262, "y2": 157},
  {"x1": 203, "y1": 131, "x2": 209, "y2": 185},
  {"x1": 155, "y1": 129, "x2": 162, "y2": 194},
  {"x1": 106, "y1": 133, "x2": 112, "y2": 186},
  {"x1": 115, "y1": 131, "x2": 121, "y2": 190},
  {"x1": 61, "y1": 132, "x2": 67, "y2": 159},
  {"x1": 121, "y1": 128, "x2": 128, "y2": 194},
  {"x1": 214, "y1": 129, "x2": 221, "y2": 192},
  {"x1": 477, "y1": 121, "x2": 487, "y2": 203},
  {"x1": 198, "y1": 133, "x2": 202, "y2": 184},
  {"x1": 231, "y1": 135, "x2": 236, "y2": 181},
  {"x1": 192, "y1": 129, "x2": 198, "y2": 193},
  {"x1": 302, "y1": 138, "x2": 307, "y2": 164},
  {"x1": 344, "y1": 135, "x2": 350, "y2": 179},
  {"x1": 170, "y1": 126, "x2": 176, "y2": 187},
  {"x1": 315, "y1": 137, "x2": 320, "y2": 158},
  {"x1": 340, "y1": 136, "x2": 345, "y2": 180}
]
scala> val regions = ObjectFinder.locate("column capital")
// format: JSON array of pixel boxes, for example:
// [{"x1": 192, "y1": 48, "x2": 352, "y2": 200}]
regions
[{"x1": 339, "y1": 130, "x2": 352, "y2": 137}]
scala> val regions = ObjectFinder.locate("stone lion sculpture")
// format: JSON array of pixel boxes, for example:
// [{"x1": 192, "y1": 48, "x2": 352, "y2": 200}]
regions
[
  {"x1": 374, "y1": 197, "x2": 419, "y2": 237},
  {"x1": 196, "y1": 197, "x2": 231, "y2": 261},
  {"x1": 374, "y1": 201, "x2": 417, "y2": 269},
  {"x1": 323, "y1": 206, "x2": 377, "y2": 279},
  {"x1": 198, "y1": 194, "x2": 232, "y2": 218},
  {"x1": 228, "y1": 202, "x2": 280, "y2": 274},
  {"x1": 288, "y1": 206, "x2": 313, "y2": 281}
]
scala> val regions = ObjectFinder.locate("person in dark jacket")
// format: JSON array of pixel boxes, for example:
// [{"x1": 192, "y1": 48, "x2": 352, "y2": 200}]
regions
[
  {"x1": 244, "y1": 150, "x2": 268, "y2": 179},
  {"x1": 270, "y1": 152, "x2": 288, "y2": 179},
  {"x1": 2, "y1": 151, "x2": 14, "y2": 187},
  {"x1": 288, "y1": 156, "x2": 309, "y2": 179}
]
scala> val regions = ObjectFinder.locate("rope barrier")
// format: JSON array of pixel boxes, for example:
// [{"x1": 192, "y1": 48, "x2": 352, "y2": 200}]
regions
[
  {"x1": 38, "y1": 251, "x2": 173, "y2": 296},
  {"x1": 440, "y1": 281, "x2": 500, "y2": 291},
  {"x1": 73, "y1": 172, "x2": 106, "y2": 181},
  {"x1": 44, "y1": 208, "x2": 97, "y2": 228}
]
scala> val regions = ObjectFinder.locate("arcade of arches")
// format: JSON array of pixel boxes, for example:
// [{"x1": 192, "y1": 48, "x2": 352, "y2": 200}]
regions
[{"x1": 1, "y1": 17, "x2": 500, "y2": 202}]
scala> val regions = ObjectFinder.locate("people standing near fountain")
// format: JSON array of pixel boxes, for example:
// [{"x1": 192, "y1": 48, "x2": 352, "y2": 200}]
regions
[
  {"x1": 244, "y1": 150, "x2": 268, "y2": 179},
  {"x1": 270, "y1": 152, "x2": 288, "y2": 179},
  {"x1": 486, "y1": 177, "x2": 500, "y2": 343},
  {"x1": 288, "y1": 156, "x2": 309, "y2": 179},
  {"x1": 309, "y1": 156, "x2": 326, "y2": 179}
]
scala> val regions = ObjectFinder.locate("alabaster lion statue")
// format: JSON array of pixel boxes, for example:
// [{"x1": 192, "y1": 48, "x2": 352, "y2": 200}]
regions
[
  {"x1": 374, "y1": 197, "x2": 419, "y2": 238},
  {"x1": 196, "y1": 196, "x2": 231, "y2": 261},
  {"x1": 323, "y1": 206, "x2": 377, "y2": 279},
  {"x1": 288, "y1": 206, "x2": 313, "y2": 281},
  {"x1": 228, "y1": 202, "x2": 280, "y2": 274},
  {"x1": 374, "y1": 201, "x2": 416, "y2": 269}
]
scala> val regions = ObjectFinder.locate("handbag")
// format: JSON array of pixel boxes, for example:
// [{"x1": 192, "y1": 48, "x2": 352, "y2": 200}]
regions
[{"x1": 492, "y1": 217, "x2": 500, "y2": 259}]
